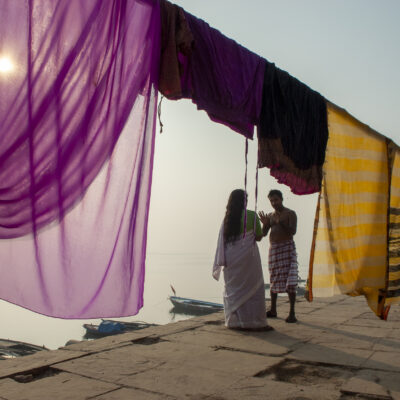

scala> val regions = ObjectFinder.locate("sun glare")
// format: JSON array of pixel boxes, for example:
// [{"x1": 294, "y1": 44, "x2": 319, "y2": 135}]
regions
[{"x1": 0, "y1": 56, "x2": 14, "y2": 73}]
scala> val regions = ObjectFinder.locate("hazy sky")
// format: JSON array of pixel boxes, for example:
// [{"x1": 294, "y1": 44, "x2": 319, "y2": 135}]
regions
[{"x1": 147, "y1": 1, "x2": 400, "y2": 266}]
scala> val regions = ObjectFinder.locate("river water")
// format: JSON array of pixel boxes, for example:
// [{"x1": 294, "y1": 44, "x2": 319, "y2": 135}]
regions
[{"x1": 0, "y1": 252, "x2": 309, "y2": 350}]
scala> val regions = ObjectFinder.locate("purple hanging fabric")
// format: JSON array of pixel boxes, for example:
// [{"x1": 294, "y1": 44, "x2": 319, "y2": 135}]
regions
[
  {"x1": 0, "y1": 0, "x2": 160, "y2": 318},
  {"x1": 182, "y1": 11, "x2": 265, "y2": 139}
]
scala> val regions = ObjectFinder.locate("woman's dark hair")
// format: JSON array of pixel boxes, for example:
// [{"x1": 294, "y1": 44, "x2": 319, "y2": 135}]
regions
[{"x1": 223, "y1": 189, "x2": 246, "y2": 243}]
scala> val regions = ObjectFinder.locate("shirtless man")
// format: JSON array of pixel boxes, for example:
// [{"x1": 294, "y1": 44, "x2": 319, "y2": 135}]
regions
[{"x1": 259, "y1": 189, "x2": 298, "y2": 323}]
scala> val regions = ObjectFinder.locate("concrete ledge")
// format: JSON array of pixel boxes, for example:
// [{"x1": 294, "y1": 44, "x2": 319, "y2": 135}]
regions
[{"x1": 0, "y1": 297, "x2": 399, "y2": 400}]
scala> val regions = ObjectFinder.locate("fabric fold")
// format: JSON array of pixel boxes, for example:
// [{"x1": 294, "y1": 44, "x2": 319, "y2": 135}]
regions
[
  {"x1": 385, "y1": 140, "x2": 400, "y2": 310},
  {"x1": 307, "y1": 103, "x2": 390, "y2": 318},
  {"x1": 159, "y1": 0, "x2": 193, "y2": 99},
  {"x1": 167, "y1": 9, "x2": 266, "y2": 139},
  {"x1": 257, "y1": 62, "x2": 328, "y2": 194},
  {"x1": 213, "y1": 222, "x2": 226, "y2": 281},
  {"x1": 0, "y1": 0, "x2": 160, "y2": 318},
  {"x1": 213, "y1": 229, "x2": 264, "y2": 320}
]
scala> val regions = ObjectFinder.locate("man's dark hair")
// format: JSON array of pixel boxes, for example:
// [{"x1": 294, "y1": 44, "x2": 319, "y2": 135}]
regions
[{"x1": 268, "y1": 189, "x2": 283, "y2": 200}]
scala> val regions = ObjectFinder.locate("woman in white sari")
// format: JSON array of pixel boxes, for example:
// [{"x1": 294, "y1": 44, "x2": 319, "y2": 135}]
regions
[{"x1": 213, "y1": 189, "x2": 272, "y2": 331}]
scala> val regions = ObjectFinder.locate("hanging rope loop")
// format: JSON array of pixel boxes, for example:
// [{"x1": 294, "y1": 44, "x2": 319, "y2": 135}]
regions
[
  {"x1": 157, "y1": 95, "x2": 164, "y2": 134},
  {"x1": 243, "y1": 138, "x2": 248, "y2": 237},
  {"x1": 254, "y1": 149, "x2": 259, "y2": 231}
]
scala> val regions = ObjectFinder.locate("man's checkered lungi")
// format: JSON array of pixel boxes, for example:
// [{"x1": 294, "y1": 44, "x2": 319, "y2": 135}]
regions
[{"x1": 268, "y1": 240, "x2": 298, "y2": 293}]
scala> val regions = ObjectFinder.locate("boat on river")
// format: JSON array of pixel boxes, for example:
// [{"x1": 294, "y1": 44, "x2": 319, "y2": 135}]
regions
[
  {"x1": 169, "y1": 296, "x2": 223, "y2": 314},
  {"x1": 0, "y1": 339, "x2": 48, "y2": 360},
  {"x1": 265, "y1": 276, "x2": 307, "y2": 296},
  {"x1": 83, "y1": 319, "x2": 158, "y2": 338}
]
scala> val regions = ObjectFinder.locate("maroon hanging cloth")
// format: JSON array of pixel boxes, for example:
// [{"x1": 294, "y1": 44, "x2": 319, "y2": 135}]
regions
[
  {"x1": 159, "y1": 0, "x2": 193, "y2": 99},
  {"x1": 159, "y1": 1, "x2": 265, "y2": 139}
]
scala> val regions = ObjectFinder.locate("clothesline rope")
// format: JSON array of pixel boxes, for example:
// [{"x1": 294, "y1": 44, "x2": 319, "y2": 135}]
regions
[
  {"x1": 157, "y1": 95, "x2": 165, "y2": 134},
  {"x1": 254, "y1": 149, "x2": 259, "y2": 231},
  {"x1": 243, "y1": 138, "x2": 248, "y2": 237}
]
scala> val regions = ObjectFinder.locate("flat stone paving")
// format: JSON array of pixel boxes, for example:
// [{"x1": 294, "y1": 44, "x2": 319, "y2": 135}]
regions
[{"x1": 0, "y1": 295, "x2": 399, "y2": 399}]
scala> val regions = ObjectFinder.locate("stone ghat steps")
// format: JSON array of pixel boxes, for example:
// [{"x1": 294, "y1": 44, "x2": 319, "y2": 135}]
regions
[{"x1": 0, "y1": 295, "x2": 399, "y2": 400}]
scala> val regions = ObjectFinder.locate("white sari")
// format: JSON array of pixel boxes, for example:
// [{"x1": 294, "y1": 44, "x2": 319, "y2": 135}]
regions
[{"x1": 213, "y1": 224, "x2": 267, "y2": 328}]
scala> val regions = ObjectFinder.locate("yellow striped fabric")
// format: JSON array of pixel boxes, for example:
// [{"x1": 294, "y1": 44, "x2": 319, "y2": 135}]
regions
[
  {"x1": 386, "y1": 141, "x2": 400, "y2": 307},
  {"x1": 308, "y1": 103, "x2": 389, "y2": 316}
]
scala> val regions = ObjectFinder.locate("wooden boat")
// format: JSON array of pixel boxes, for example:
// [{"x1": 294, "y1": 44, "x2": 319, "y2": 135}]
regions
[
  {"x1": 0, "y1": 339, "x2": 48, "y2": 360},
  {"x1": 83, "y1": 319, "x2": 158, "y2": 338},
  {"x1": 265, "y1": 276, "x2": 306, "y2": 294},
  {"x1": 169, "y1": 296, "x2": 223, "y2": 314}
]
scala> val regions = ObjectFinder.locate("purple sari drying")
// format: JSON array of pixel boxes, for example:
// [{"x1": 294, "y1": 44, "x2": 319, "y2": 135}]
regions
[
  {"x1": 0, "y1": 0, "x2": 160, "y2": 318},
  {"x1": 182, "y1": 11, "x2": 265, "y2": 139}
]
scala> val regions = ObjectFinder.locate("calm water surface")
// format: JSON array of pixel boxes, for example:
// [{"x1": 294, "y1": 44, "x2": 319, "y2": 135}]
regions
[{"x1": 0, "y1": 253, "x2": 308, "y2": 350}]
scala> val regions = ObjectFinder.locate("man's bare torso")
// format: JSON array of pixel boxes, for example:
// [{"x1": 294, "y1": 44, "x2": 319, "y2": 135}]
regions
[{"x1": 268, "y1": 208, "x2": 297, "y2": 243}]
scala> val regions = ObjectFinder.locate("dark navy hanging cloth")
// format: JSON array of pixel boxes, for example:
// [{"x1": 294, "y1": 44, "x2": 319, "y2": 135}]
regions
[{"x1": 257, "y1": 61, "x2": 329, "y2": 194}]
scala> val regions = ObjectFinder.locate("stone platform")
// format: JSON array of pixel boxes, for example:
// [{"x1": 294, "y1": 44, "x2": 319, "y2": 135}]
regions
[{"x1": 0, "y1": 295, "x2": 399, "y2": 399}]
